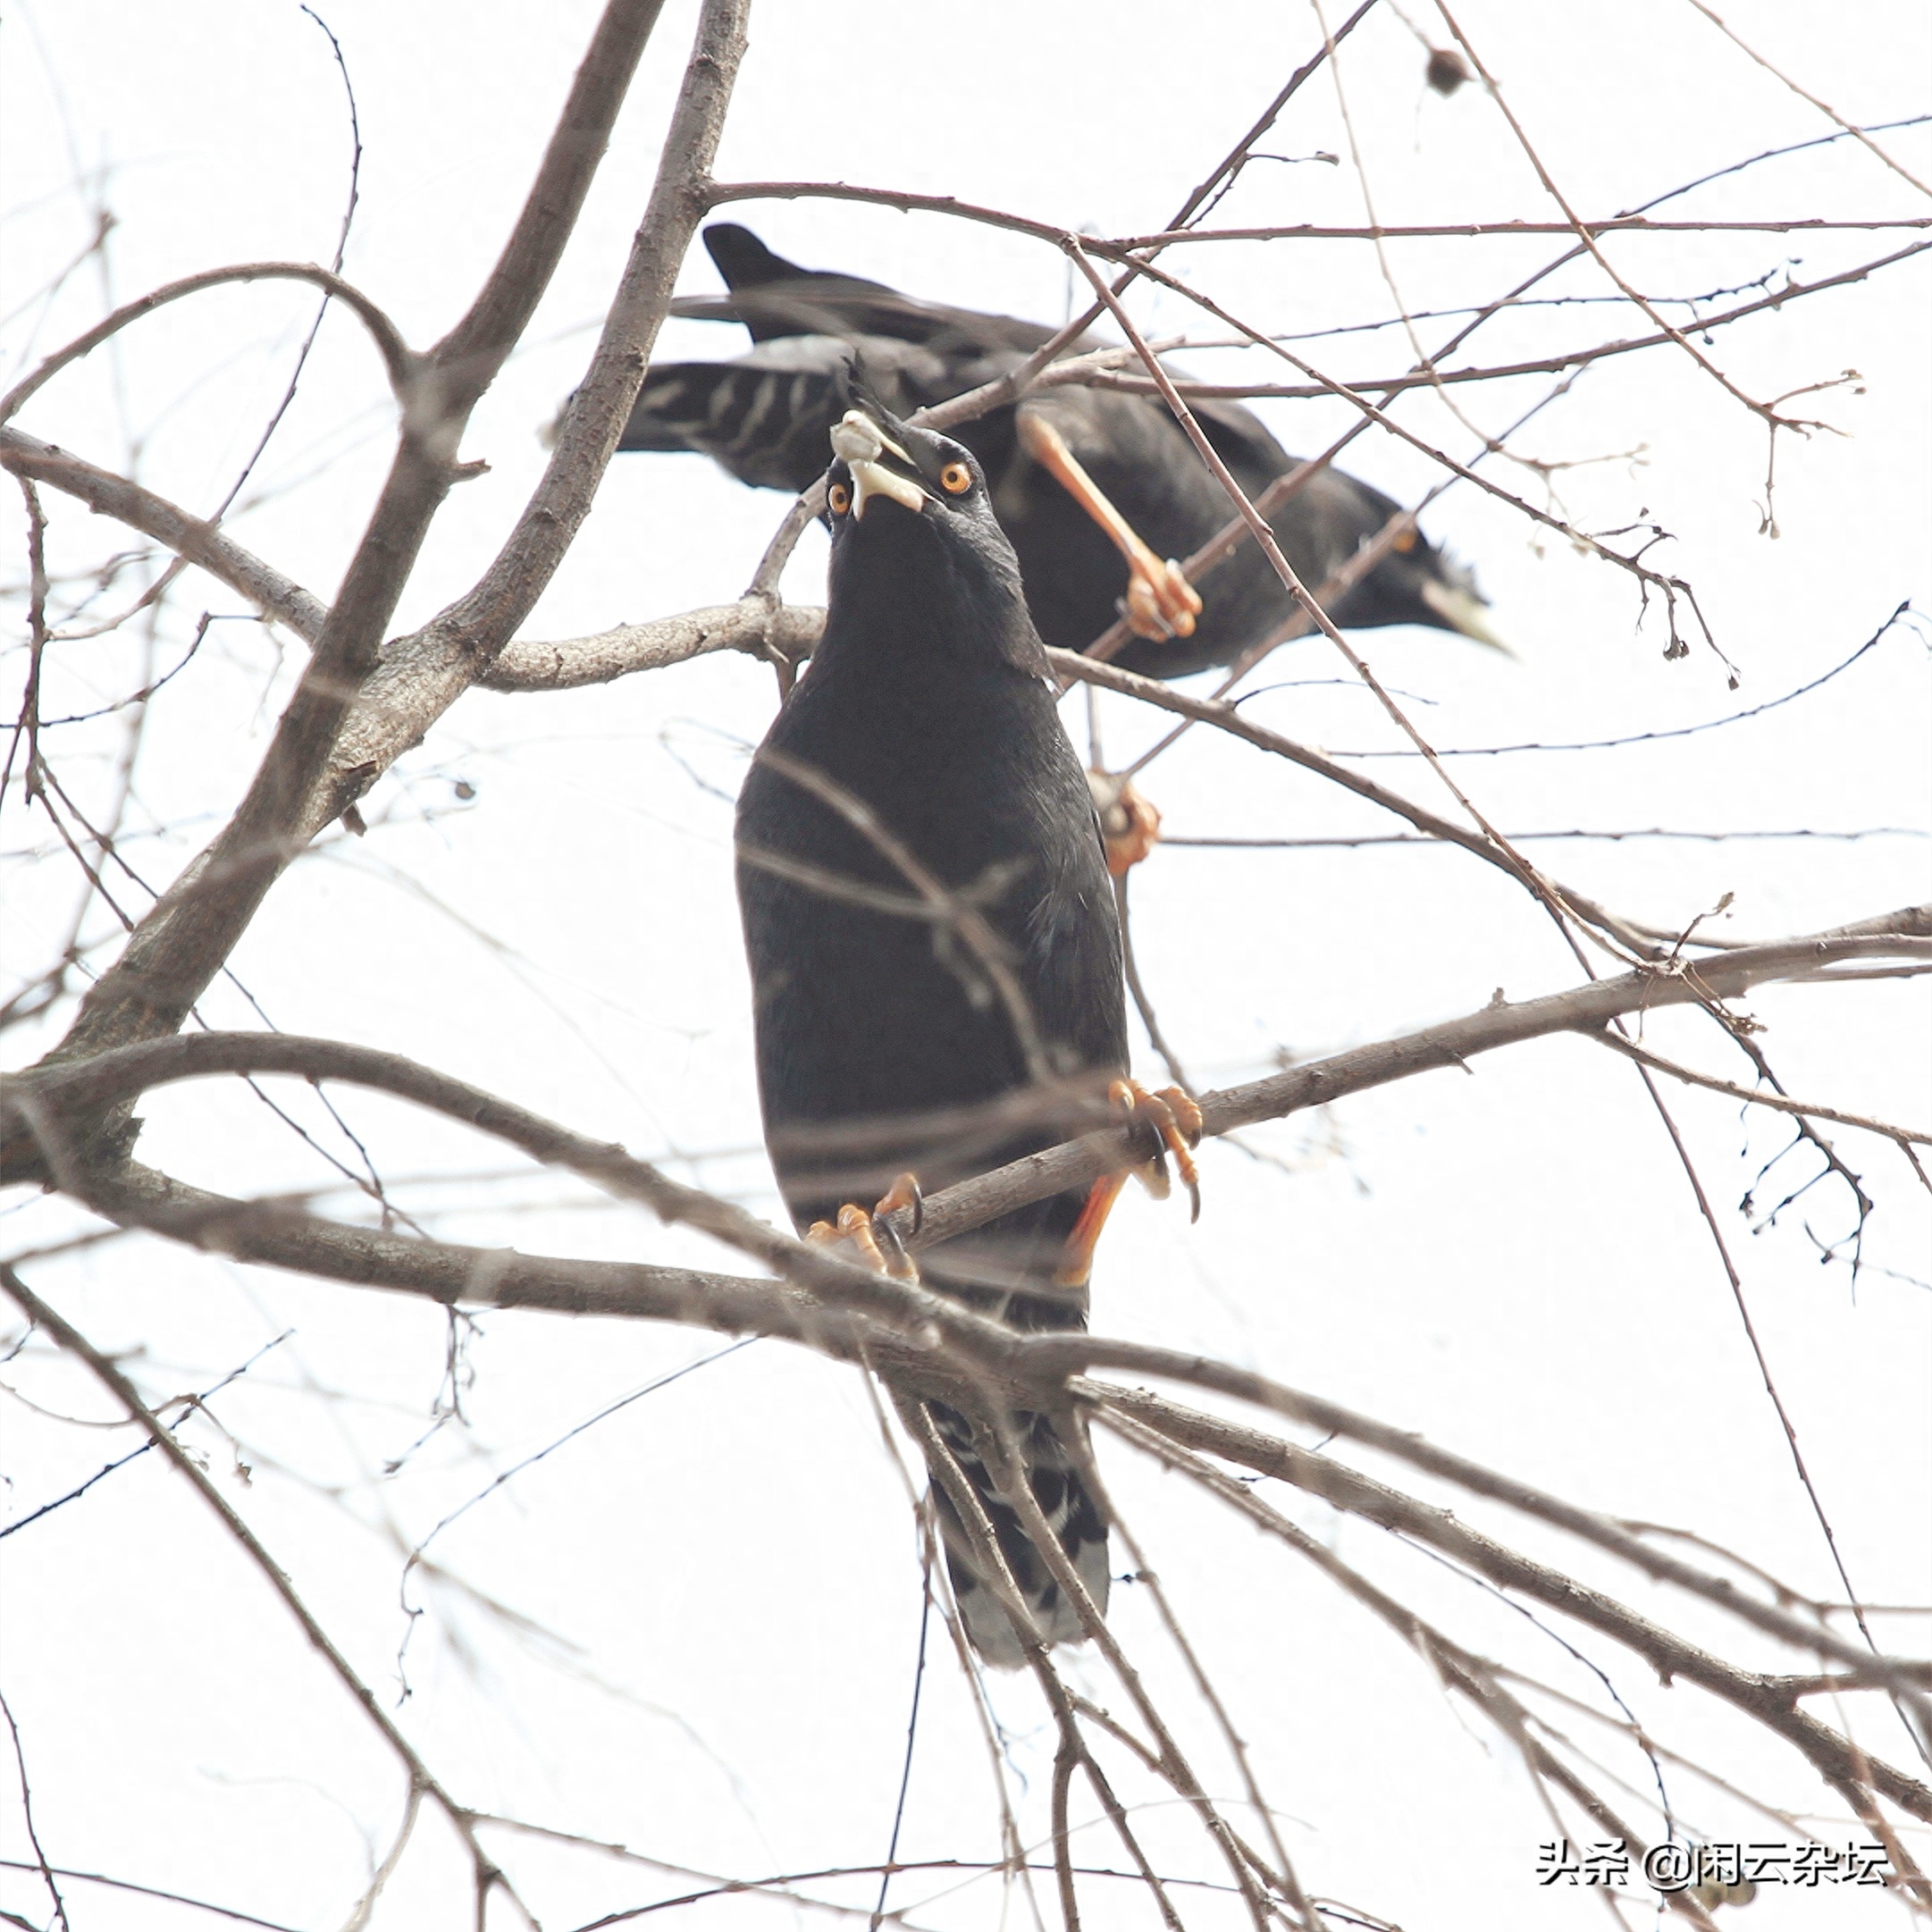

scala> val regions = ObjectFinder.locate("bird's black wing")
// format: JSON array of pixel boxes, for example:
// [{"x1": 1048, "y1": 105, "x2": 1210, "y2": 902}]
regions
[
  {"x1": 684, "y1": 222, "x2": 1070, "y2": 357},
  {"x1": 1186, "y1": 393, "x2": 1298, "y2": 484},
  {"x1": 617, "y1": 336, "x2": 983, "y2": 491}
]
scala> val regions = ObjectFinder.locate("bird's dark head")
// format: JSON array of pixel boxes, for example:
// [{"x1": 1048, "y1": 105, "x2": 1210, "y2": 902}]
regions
[
  {"x1": 821, "y1": 404, "x2": 1046, "y2": 674},
  {"x1": 825, "y1": 403, "x2": 981, "y2": 525},
  {"x1": 1346, "y1": 523, "x2": 1508, "y2": 653}
]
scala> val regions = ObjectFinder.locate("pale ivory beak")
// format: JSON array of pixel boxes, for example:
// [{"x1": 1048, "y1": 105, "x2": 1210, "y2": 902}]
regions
[
  {"x1": 1420, "y1": 576, "x2": 1513, "y2": 656},
  {"x1": 830, "y1": 409, "x2": 928, "y2": 518}
]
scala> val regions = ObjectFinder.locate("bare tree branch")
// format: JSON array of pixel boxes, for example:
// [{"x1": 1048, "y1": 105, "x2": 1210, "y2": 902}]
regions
[
  {"x1": 0, "y1": 426, "x2": 330, "y2": 641},
  {"x1": 1107, "y1": 216, "x2": 1932, "y2": 244},
  {"x1": 17, "y1": 1137, "x2": 1928, "y2": 1833},
  {"x1": 1046, "y1": 238, "x2": 1932, "y2": 401},
  {"x1": 911, "y1": 909, "x2": 1932, "y2": 1247},
  {"x1": 41, "y1": 0, "x2": 732, "y2": 1065},
  {"x1": 1054, "y1": 647, "x2": 1667, "y2": 956},
  {"x1": 0, "y1": 420, "x2": 818, "y2": 697},
  {"x1": 6, "y1": 19, "x2": 1925, "y2": 1919},
  {"x1": 10, "y1": 910, "x2": 1923, "y2": 1223},
  {"x1": 0, "y1": 262, "x2": 416, "y2": 425},
  {"x1": 1678, "y1": 1, "x2": 1932, "y2": 198},
  {"x1": 1096, "y1": 1390, "x2": 1932, "y2": 1821},
  {"x1": 1587, "y1": 1028, "x2": 1931, "y2": 1150},
  {"x1": 0, "y1": 1265, "x2": 539, "y2": 1928},
  {"x1": 481, "y1": 598, "x2": 821, "y2": 691},
  {"x1": 1098, "y1": 1406, "x2": 1733, "y2": 1929}
]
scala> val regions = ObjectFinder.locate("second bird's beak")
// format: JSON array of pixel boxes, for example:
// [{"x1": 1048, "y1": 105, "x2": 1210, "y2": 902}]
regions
[
  {"x1": 830, "y1": 409, "x2": 928, "y2": 518},
  {"x1": 1420, "y1": 577, "x2": 1513, "y2": 656}
]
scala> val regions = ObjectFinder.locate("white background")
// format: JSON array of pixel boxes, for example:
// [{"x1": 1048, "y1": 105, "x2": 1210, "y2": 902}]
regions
[{"x1": 3, "y1": 2, "x2": 1928, "y2": 1928}]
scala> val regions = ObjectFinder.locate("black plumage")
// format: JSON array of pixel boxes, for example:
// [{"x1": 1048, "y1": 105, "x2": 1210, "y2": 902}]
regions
[
  {"x1": 735, "y1": 401, "x2": 1123, "y2": 1663},
  {"x1": 625, "y1": 223, "x2": 1501, "y2": 678}
]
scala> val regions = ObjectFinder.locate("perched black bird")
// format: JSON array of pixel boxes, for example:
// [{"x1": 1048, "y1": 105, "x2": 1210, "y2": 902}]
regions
[
  {"x1": 625, "y1": 223, "x2": 1503, "y2": 678},
  {"x1": 736, "y1": 401, "x2": 1190, "y2": 1663}
]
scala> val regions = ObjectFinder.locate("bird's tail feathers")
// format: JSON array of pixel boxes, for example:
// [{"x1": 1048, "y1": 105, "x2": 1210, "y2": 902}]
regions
[
  {"x1": 617, "y1": 362, "x2": 848, "y2": 491},
  {"x1": 928, "y1": 1404, "x2": 1110, "y2": 1668}
]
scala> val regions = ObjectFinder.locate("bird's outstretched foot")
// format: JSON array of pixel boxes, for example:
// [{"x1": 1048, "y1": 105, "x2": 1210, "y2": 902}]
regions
[
  {"x1": 1121, "y1": 552, "x2": 1205, "y2": 642},
  {"x1": 806, "y1": 1171, "x2": 923, "y2": 1281},
  {"x1": 1015, "y1": 408, "x2": 1203, "y2": 641},
  {"x1": 1054, "y1": 1079, "x2": 1205, "y2": 1288},
  {"x1": 1114, "y1": 1079, "x2": 1204, "y2": 1217},
  {"x1": 1088, "y1": 769, "x2": 1163, "y2": 876}
]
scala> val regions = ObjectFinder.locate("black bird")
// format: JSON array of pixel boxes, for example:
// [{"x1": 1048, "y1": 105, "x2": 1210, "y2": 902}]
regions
[
  {"x1": 625, "y1": 223, "x2": 1503, "y2": 678},
  {"x1": 735, "y1": 401, "x2": 1194, "y2": 1663}
]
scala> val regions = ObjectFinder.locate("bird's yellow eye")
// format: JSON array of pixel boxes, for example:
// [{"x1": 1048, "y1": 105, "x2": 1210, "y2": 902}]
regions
[
  {"x1": 827, "y1": 481, "x2": 852, "y2": 515},
  {"x1": 940, "y1": 461, "x2": 973, "y2": 495}
]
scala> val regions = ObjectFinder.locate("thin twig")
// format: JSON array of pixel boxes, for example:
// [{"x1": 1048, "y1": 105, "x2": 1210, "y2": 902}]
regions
[
  {"x1": 1677, "y1": 1, "x2": 1931, "y2": 198},
  {"x1": 1587, "y1": 1028, "x2": 1929, "y2": 1150},
  {"x1": 0, "y1": 1266, "x2": 535, "y2": 1929},
  {"x1": 0, "y1": 262, "x2": 415, "y2": 425}
]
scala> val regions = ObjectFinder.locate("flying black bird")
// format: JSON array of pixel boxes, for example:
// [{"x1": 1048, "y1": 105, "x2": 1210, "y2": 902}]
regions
[
  {"x1": 736, "y1": 401, "x2": 1195, "y2": 1663},
  {"x1": 624, "y1": 223, "x2": 1503, "y2": 678}
]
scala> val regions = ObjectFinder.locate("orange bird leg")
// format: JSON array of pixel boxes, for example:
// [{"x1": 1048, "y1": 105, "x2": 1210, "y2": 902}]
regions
[
  {"x1": 1054, "y1": 1079, "x2": 1206, "y2": 1286},
  {"x1": 1016, "y1": 410, "x2": 1203, "y2": 642},
  {"x1": 1054, "y1": 1170, "x2": 1130, "y2": 1289}
]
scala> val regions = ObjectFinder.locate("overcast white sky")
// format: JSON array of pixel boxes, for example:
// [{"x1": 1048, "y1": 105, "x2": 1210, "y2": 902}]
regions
[{"x1": 3, "y1": 3, "x2": 1929, "y2": 1928}]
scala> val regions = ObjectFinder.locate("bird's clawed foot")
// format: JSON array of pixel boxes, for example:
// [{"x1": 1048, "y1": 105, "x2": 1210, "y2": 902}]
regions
[
  {"x1": 1113, "y1": 1078, "x2": 1204, "y2": 1221},
  {"x1": 1088, "y1": 769, "x2": 1163, "y2": 876},
  {"x1": 806, "y1": 1170, "x2": 923, "y2": 1281},
  {"x1": 1053, "y1": 1079, "x2": 1205, "y2": 1289},
  {"x1": 1121, "y1": 552, "x2": 1204, "y2": 643}
]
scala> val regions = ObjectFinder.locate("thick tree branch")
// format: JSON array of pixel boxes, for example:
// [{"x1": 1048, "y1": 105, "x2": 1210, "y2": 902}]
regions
[
  {"x1": 18, "y1": 1138, "x2": 1928, "y2": 1776},
  {"x1": 907, "y1": 910, "x2": 1929, "y2": 1249},
  {"x1": 0, "y1": 427, "x2": 329, "y2": 642},
  {"x1": 481, "y1": 598, "x2": 820, "y2": 691},
  {"x1": 0, "y1": 423, "x2": 814, "y2": 697},
  {"x1": 43, "y1": 0, "x2": 720, "y2": 1065},
  {"x1": 49, "y1": 1155, "x2": 860, "y2": 1345},
  {"x1": 3, "y1": 1034, "x2": 986, "y2": 1346},
  {"x1": 369, "y1": 0, "x2": 748, "y2": 705},
  {"x1": 10, "y1": 909, "x2": 1924, "y2": 1278}
]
